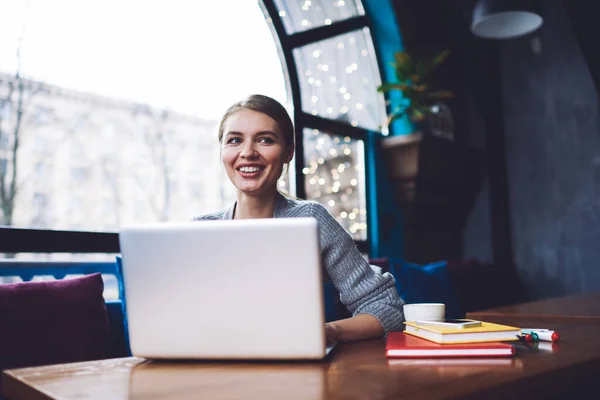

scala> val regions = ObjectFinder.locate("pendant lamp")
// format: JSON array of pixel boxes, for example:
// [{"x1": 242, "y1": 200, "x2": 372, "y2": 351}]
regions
[{"x1": 471, "y1": 0, "x2": 543, "y2": 39}]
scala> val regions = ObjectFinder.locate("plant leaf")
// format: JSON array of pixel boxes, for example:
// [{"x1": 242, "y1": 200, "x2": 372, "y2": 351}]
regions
[
  {"x1": 431, "y1": 49, "x2": 451, "y2": 67},
  {"x1": 377, "y1": 83, "x2": 410, "y2": 92},
  {"x1": 387, "y1": 109, "x2": 402, "y2": 125},
  {"x1": 421, "y1": 49, "x2": 451, "y2": 80},
  {"x1": 394, "y1": 51, "x2": 413, "y2": 82}
]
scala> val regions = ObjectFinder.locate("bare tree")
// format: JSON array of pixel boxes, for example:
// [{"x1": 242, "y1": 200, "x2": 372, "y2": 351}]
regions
[
  {"x1": 0, "y1": 44, "x2": 44, "y2": 226},
  {"x1": 100, "y1": 156, "x2": 122, "y2": 227},
  {"x1": 150, "y1": 110, "x2": 171, "y2": 221},
  {"x1": 133, "y1": 107, "x2": 182, "y2": 222}
]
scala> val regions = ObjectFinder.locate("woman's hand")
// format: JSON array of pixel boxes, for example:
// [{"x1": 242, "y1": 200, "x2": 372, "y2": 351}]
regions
[
  {"x1": 325, "y1": 315, "x2": 385, "y2": 342},
  {"x1": 325, "y1": 322, "x2": 339, "y2": 342},
  {"x1": 325, "y1": 314, "x2": 385, "y2": 342}
]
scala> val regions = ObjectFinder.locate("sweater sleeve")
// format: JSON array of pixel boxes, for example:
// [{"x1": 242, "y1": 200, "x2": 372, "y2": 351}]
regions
[{"x1": 310, "y1": 202, "x2": 405, "y2": 333}]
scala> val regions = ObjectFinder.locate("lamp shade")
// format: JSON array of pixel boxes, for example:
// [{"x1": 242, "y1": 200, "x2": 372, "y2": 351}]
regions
[{"x1": 471, "y1": 0, "x2": 543, "y2": 39}]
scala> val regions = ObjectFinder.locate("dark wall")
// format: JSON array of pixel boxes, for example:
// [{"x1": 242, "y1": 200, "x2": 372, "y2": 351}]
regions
[
  {"x1": 463, "y1": 0, "x2": 600, "y2": 299},
  {"x1": 392, "y1": 0, "x2": 600, "y2": 301},
  {"x1": 389, "y1": 0, "x2": 487, "y2": 264}
]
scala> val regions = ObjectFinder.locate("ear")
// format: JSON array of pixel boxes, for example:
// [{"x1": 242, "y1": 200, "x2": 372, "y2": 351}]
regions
[{"x1": 283, "y1": 145, "x2": 295, "y2": 164}]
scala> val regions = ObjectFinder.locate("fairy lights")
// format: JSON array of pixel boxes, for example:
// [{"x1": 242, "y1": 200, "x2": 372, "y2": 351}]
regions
[
  {"x1": 303, "y1": 128, "x2": 367, "y2": 240},
  {"x1": 275, "y1": 0, "x2": 361, "y2": 34},
  {"x1": 292, "y1": 29, "x2": 386, "y2": 132},
  {"x1": 271, "y1": 0, "x2": 385, "y2": 239}
]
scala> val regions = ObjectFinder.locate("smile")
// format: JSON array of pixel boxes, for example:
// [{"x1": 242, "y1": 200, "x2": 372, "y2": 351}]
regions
[{"x1": 238, "y1": 166, "x2": 263, "y2": 173}]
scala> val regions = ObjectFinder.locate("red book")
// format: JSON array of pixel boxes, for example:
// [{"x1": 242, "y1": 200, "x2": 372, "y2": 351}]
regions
[{"x1": 386, "y1": 332, "x2": 515, "y2": 358}]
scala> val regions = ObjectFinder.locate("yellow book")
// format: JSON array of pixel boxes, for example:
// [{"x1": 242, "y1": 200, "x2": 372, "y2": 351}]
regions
[{"x1": 403, "y1": 321, "x2": 521, "y2": 344}]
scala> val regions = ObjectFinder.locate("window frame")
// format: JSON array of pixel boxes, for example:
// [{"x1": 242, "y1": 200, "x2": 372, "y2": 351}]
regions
[{"x1": 262, "y1": 0, "x2": 391, "y2": 255}]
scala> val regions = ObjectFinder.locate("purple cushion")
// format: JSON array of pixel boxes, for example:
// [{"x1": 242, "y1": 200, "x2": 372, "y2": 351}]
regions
[{"x1": 0, "y1": 273, "x2": 112, "y2": 370}]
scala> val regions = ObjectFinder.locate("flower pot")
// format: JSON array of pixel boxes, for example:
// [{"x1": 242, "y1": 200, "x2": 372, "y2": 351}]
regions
[{"x1": 380, "y1": 132, "x2": 422, "y2": 202}]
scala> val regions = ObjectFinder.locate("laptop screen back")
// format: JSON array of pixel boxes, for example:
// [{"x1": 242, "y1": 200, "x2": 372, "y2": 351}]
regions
[{"x1": 119, "y1": 217, "x2": 326, "y2": 359}]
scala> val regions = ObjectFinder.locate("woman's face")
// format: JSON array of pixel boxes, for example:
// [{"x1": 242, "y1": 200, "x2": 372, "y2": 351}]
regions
[{"x1": 221, "y1": 108, "x2": 293, "y2": 198}]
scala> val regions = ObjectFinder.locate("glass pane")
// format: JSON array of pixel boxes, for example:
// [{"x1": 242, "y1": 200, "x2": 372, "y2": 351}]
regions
[
  {"x1": 294, "y1": 28, "x2": 387, "y2": 132},
  {"x1": 303, "y1": 128, "x2": 367, "y2": 240},
  {"x1": 0, "y1": 0, "x2": 288, "y2": 236},
  {"x1": 274, "y1": 0, "x2": 365, "y2": 34}
]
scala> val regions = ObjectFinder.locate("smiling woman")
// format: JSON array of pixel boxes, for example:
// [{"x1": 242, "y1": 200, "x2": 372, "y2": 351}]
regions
[{"x1": 193, "y1": 94, "x2": 405, "y2": 342}]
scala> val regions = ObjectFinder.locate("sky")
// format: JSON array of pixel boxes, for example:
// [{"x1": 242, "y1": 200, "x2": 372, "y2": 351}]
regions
[{"x1": 0, "y1": 0, "x2": 289, "y2": 120}]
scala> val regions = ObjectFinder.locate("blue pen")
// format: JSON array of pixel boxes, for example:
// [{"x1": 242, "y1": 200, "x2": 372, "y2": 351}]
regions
[{"x1": 521, "y1": 329, "x2": 560, "y2": 342}]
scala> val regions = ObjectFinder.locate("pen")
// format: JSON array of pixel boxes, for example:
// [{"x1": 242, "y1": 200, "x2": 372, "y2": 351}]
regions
[
  {"x1": 521, "y1": 329, "x2": 560, "y2": 342},
  {"x1": 514, "y1": 335, "x2": 535, "y2": 350}
]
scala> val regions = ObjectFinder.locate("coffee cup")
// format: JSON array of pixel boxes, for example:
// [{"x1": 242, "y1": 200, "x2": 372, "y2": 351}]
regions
[{"x1": 403, "y1": 303, "x2": 445, "y2": 322}]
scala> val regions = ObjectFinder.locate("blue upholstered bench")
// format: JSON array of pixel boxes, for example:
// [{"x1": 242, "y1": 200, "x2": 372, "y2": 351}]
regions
[
  {"x1": 0, "y1": 257, "x2": 354, "y2": 367},
  {"x1": 0, "y1": 261, "x2": 132, "y2": 360},
  {"x1": 0, "y1": 257, "x2": 464, "y2": 373}
]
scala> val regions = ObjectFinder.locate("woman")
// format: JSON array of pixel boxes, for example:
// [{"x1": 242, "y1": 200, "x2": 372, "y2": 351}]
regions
[{"x1": 195, "y1": 94, "x2": 404, "y2": 342}]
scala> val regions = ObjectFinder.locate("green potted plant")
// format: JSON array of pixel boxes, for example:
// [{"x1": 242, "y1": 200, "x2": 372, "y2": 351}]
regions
[
  {"x1": 377, "y1": 49, "x2": 454, "y2": 128},
  {"x1": 377, "y1": 49, "x2": 455, "y2": 202}
]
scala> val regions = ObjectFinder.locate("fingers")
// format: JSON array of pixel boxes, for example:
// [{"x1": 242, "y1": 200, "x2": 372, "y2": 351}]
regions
[{"x1": 325, "y1": 323, "x2": 338, "y2": 342}]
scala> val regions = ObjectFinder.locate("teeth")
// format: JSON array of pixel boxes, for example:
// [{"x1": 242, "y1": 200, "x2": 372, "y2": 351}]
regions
[{"x1": 239, "y1": 166, "x2": 261, "y2": 173}]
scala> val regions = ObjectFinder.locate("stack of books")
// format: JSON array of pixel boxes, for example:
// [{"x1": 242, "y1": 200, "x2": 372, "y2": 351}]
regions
[{"x1": 386, "y1": 320, "x2": 521, "y2": 359}]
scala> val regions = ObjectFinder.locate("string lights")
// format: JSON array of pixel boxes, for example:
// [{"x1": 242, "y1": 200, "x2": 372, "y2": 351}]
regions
[
  {"x1": 303, "y1": 128, "x2": 367, "y2": 240},
  {"x1": 271, "y1": 0, "x2": 388, "y2": 240},
  {"x1": 293, "y1": 27, "x2": 385, "y2": 133},
  {"x1": 275, "y1": 0, "x2": 360, "y2": 33}
]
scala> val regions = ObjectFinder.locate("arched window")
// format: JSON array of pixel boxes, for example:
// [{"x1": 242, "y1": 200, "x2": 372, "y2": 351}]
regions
[{"x1": 261, "y1": 0, "x2": 396, "y2": 252}]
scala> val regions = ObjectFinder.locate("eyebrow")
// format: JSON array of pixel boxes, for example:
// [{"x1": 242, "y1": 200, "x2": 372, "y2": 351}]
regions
[
  {"x1": 225, "y1": 130, "x2": 279, "y2": 138},
  {"x1": 257, "y1": 131, "x2": 278, "y2": 137}
]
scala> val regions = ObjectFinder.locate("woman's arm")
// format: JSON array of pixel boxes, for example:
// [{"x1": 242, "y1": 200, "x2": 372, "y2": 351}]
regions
[{"x1": 311, "y1": 203, "x2": 405, "y2": 341}]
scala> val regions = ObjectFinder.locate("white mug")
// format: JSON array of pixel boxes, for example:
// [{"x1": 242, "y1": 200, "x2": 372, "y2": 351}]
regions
[{"x1": 403, "y1": 303, "x2": 445, "y2": 322}]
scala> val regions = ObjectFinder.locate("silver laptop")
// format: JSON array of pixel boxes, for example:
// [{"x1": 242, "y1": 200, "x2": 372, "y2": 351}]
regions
[{"x1": 119, "y1": 217, "x2": 334, "y2": 360}]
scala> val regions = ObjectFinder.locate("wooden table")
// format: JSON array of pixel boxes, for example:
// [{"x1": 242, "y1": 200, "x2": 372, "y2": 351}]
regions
[
  {"x1": 3, "y1": 320, "x2": 600, "y2": 399},
  {"x1": 467, "y1": 292, "x2": 600, "y2": 326}
]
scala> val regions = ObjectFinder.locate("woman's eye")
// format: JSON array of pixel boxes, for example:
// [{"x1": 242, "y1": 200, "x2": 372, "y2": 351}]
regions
[
  {"x1": 227, "y1": 138, "x2": 241, "y2": 144},
  {"x1": 259, "y1": 137, "x2": 274, "y2": 144}
]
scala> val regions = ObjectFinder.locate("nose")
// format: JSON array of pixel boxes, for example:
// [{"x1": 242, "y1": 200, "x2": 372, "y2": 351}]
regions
[{"x1": 239, "y1": 141, "x2": 258, "y2": 159}]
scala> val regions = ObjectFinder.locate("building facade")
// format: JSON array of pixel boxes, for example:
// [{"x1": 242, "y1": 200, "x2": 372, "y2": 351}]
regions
[{"x1": 0, "y1": 72, "x2": 235, "y2": 235}]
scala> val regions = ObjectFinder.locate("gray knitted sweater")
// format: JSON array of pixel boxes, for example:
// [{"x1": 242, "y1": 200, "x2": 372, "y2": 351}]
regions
[{"x1": 193, "y1": 192, "x2": 405, "y2": 333}]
